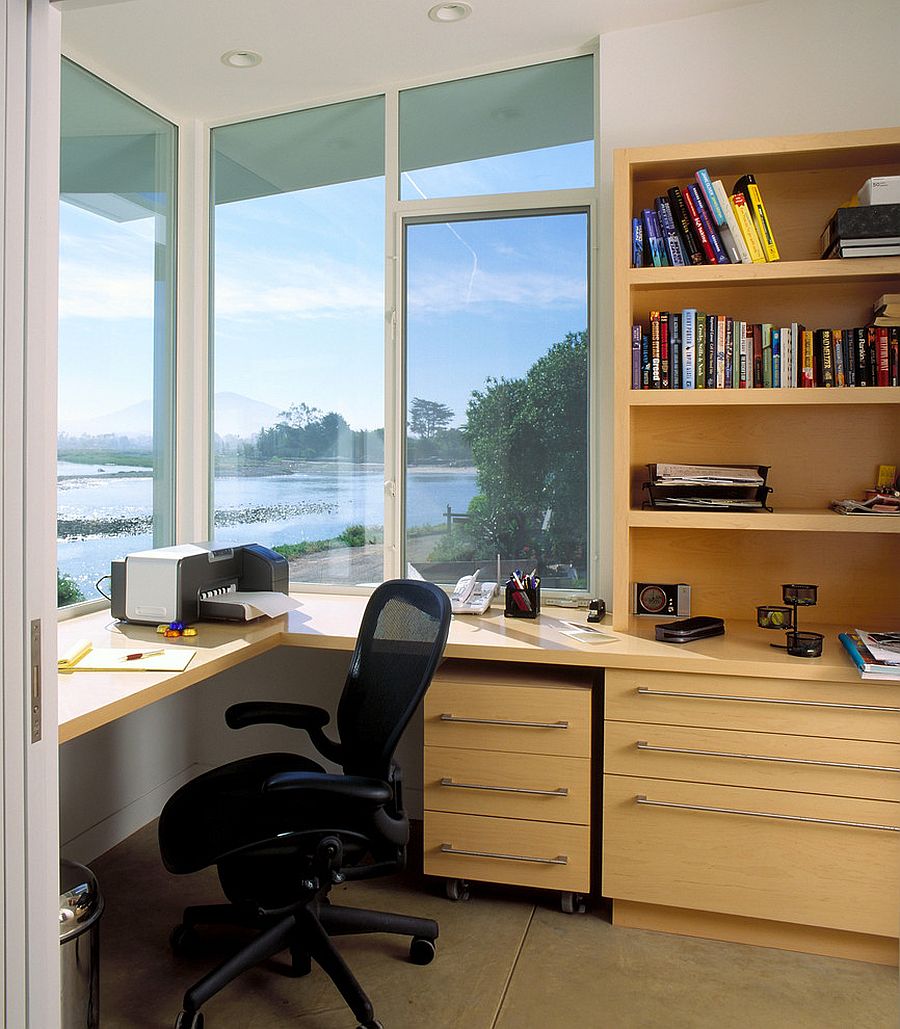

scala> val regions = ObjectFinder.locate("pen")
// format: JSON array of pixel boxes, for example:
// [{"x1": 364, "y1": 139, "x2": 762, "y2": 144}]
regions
[{"x1": 123, "y1": 649, "x2": 165, "y2": 661}]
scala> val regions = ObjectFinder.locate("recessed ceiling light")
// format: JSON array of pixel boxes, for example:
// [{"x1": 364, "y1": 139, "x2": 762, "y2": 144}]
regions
[
  {"x1": 428, "y1": 2, "x2": 472, "y2": 23},
  {"x1": 221, "y1": 49, "x2": 263, "y2": 69}
]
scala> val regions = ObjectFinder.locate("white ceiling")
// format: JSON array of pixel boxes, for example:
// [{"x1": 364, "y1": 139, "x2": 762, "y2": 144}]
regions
[{"x1": 59, "y1": 0, "x2": 764, "y2": 124}]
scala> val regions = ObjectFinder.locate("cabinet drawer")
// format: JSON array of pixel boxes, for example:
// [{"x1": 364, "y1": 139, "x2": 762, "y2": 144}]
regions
[
  {"x1": 424, "y1": 746, "x2": 590, "y2": 824},
  {"x1": 605, "y1": 722, "x2": 900, "y2": 802},
  {"x1": 606, "y1": 668, "x2": 900, "y2": 743},
  {"x1": 424, "y1": 810, "x2": 590, "y2": 892},
  {"x1": 602, "y1": 774, "x2": 900, "y2": 938},
  {"x1": 425, "y1": 681, "x2": 590, "y2": 757}
]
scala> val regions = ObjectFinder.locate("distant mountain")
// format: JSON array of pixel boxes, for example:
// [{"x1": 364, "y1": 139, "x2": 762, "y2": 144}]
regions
[{"x1": 59, "y1": 392, "x2": 281, "y2": 441}]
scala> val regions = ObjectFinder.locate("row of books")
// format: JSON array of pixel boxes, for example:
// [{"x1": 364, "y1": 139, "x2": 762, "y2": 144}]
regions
[
  {"x1": 839, "y1": 630, "x2": 900, "y2": 681},
  {"x1": 631, "y1": 312, "x2": 900, "y2": 390},
  {"x1": 633, "y1": 171, "x2": 779, "y2": 268}
]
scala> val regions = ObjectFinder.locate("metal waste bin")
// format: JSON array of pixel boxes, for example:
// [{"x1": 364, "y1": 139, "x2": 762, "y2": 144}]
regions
[{"x1": 60, "y1": 860, "x2": 103, "y2": 1028}]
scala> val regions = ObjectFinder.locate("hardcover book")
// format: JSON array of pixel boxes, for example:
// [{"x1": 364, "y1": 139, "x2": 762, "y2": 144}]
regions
[
  {"x1": 666, "y1": 187, "x2": 704, "y2": 265},
  {"x1": 823, "y1": 203, "x2": 900, "y2": 256},
  {"x1": 686, "y1": 183, "x2": 730, "y2": 264},
  {"x1": 681, "y1": 186, "x2": 717, "y2": 264}
]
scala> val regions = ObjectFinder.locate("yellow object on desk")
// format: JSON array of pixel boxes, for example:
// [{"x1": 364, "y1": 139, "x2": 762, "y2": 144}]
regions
[{"x1": 58, "y1": 639, "x2": 195, "y2": 673}]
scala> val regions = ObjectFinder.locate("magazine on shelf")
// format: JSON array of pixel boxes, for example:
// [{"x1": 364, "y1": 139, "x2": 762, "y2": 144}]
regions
[
  {"x1": 838, "y1": 631, "x2": 900, "y2": 681},
  {"x1": 653, "y1": 463, "x2": 764, "y2": 486}
]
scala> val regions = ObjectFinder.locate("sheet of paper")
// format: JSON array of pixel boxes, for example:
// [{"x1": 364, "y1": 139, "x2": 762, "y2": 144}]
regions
[
  {"x1": 559, "y1": 622, "x2": 618, "y2": 645},
  {"x1": 208, "y1": 591, "x2": 302, "y2": 619},
  {"x1": 61, "y1": 647, "x2": 195, "y2": 672}
]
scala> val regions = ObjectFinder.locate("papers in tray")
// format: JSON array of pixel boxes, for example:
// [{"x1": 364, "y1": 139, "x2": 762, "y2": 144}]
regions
[
  {"x1": 653, "y1": 463, "x2": 764, "y2": 486},
  {"x1": 199, "y1": 591, "x2": 302, "y2": 620},
  {"x1": 59, "y1": 639, "x2": 195, "y2": 673}
]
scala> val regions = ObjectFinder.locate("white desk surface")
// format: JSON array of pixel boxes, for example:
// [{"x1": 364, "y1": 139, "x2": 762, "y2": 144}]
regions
[{"x1": 58, "y1": 595, "x2": 885, "y2": 743}]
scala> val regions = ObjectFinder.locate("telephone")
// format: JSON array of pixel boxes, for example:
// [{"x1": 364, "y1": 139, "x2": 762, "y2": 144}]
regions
[{"x1": 450, "y1": 571, "x2": 498, "y2": 615}]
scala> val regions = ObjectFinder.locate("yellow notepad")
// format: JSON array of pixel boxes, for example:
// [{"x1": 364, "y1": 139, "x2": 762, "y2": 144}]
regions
[{"x1": 59, "y1": 640, "x2": 195, "y2": 673}]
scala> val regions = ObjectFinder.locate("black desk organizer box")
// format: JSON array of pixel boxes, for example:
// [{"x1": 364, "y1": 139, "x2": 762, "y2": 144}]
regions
[
  {"x1": 504, "y1": 582, "x2": 540, "y2": 618},
  {"x1": 642, "y1": 464, "x2": 773, "y2": 512}
]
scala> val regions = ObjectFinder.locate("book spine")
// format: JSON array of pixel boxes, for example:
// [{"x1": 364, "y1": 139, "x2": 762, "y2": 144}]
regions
[
  {"x1": 890, "y1": 327, "x2": 899, "y2": 386},
  {"x1": 729, "y1": 192, "x2": 766, "y2": 263},
  {"x1": 842, "y1": 328, "x2": 855, "y2": 387},
  {"x1": 833, "y1": 329, "x2": 846, "y2": 387},
  {"x1": 736, "y1": 174, "x2": 780, "y2": 261},
  {"x1": 660, "y1": 311, "x2": 670, "y2": 389},
  {"x1": 712, "y1": 179, "x2": 752, "y2": 263},
  {"x1": 655, "y1": 197, "x2": 687, "y2": 266},
  {"x1": 631, "y1": 217, "x2": 643, "y2": 268},
  {"x1": 724, "y1": 317, "x2": 734, "y2": 388},
  {"x1": 681, "y1": 186, "x2": 717, "y2": 264},
  {"x1": 716, "y1": 314, "x2": 726, "y2": 388},
  {"x1": 772, "y1": 327, "x2": 781, "y2": 388},
  {"x1": 779, "y1": 325, "x2": 791, "y2": 389},
  {"x1": 695, "y1": 311, "x2": 706, "y2": 389},
  {"x1": 866, "y1": 326, "x2": 878, "y2": 386},
  {"x1": 666, "y1": 187, "x2": 704, "y2": 265},
  {"x1": 801, "y1": 329, "x2": 814, "y2": 387},
  {"x1": 876, "y1": 326, "x2": 890, "y2": 386},
  {"x1": 670, "y1": 312, "x2": 682, "y2": 390},
  {"x1": 752, "y1": 323, "x2": 762, "y2": 387},
  {"x1": 855, "y1": 326, "x2": 868, "y2": 386},
  {"x1": 696, "y1": 168, "x2": 726, "y2": 224},
  {"x1": 641, "y1": 332, "x2": 651, "y2": 389},
  {"x1": 650, "y1": 311, "x2": 661, "y2": 387},
  {"x1": 838, "y1": 633, "x2": 866, "y2": 676},
  {"x1": 642, "y1": 208, "x2": 667, "y2": 267},
  {"x1": 820, "y1": 328, "x2": 835, "y2": 387},
  {"x1": 632, "y1": 324, "x2": 641, "y2": 389},
  {"x1": 682, "y1": 309, "x2": 696, "y2": 389},
  {"x1": 706, "y1": 315, "x2": 717, "y2": 388},
  {"x1": 790, "y1": 322, "x2": 801, "y2": 389},
  {"x1": 761, "y1": 324, "x2": 772, "y2": 388},
  {"x1": 686, "y1": 183, "x2": 730, "y2": 264}
]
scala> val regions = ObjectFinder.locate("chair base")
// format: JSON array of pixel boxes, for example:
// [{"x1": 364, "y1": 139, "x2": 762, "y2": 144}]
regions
[{"x1": 175, "y1": 897, "x2": 438, "y2": 1026}]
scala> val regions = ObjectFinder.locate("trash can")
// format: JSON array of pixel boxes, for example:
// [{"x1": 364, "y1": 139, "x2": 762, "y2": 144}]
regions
[{"x1": 60, "y1": 859, "x2": 103, "y2": 1028}]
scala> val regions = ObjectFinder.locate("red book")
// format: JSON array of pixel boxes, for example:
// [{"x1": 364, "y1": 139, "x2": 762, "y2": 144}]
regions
[
  {"x1": 876, "y1": 326, "x2": 890, "y2": 386},
  {"x1": 681, "y1": 186, "x2": 717, "y2": 264}
]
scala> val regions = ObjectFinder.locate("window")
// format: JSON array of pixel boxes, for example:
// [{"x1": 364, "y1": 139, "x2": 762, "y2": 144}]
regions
[
  {"x1": 403, "y1": 211, "x2": 590, "y2": 589},
  {"x1": 211, "y1": 96, "x2": 385, "y2": 586},
  {"x1": 57, "y1": 60, "x2": 176, "y2": 607},
  {"x1": 399, "y1": 56, "x2": 594, "y2": 200}
]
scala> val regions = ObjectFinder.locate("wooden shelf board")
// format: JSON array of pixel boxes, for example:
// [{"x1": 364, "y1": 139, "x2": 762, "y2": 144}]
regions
[
  {"x1": 626, "y1": 386, "x2": 900, "y2": 407},
  {"x1": 627, "y1": 509, "x2": 900, "y2": 533},
  {"x1": 628, "y1": 258, "x2": 900, "y2": 289}
]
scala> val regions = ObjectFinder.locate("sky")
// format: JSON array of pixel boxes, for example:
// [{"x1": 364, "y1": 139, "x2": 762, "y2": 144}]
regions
[{"x1": 58, "y1": 140, "x2": 592, "y2": 435}]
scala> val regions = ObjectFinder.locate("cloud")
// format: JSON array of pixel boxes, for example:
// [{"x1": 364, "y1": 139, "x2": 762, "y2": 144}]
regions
[{"x1": 407, "y1": 267, "x2": 584, "y2": 313}]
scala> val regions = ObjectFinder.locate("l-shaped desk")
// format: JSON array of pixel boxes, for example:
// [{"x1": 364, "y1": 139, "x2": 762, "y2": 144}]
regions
[{"x1": 58, "y1": 597, "x2": 900, "y2": 966}]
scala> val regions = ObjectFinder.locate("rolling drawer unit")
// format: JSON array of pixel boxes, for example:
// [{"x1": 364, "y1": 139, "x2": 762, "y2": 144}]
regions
[
  {"x1": 602, "y1": 667, "x2": 900, "y2": 964},
  {"x1": 423, "y1": 661, "x2": 594, "y2": 911}
]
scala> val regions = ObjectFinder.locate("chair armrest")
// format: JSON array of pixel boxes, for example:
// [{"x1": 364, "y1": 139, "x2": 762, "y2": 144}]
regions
[
  {"x1": 263, "y1": 770, "x2": 392, "y2": 806},
  {"x1": 225, "y1": 702, "x2": 343, "y2": 764}
]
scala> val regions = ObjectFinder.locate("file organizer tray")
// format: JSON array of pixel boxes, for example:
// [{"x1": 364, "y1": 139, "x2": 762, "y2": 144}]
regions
[{"x1": 642, "y1": 464, "x2": 773, "y2": 512}]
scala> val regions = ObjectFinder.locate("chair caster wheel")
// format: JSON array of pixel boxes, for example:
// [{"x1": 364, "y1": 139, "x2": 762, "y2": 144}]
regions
[
  {"x1": 174, "y1": 1011, "x2": 203, "y2": 1029},
  {"x1": 409, "y1": 936, "x2": 436, "y2": 965},
  {"x1": 169, "y1": 924, "x2": 197, "y2": 955},
  {"x1": 357, "y1": 1021, "x2": 383, "y2": 1029},
  {"x1": 561, "y1": 891, "x2": 586, "y2": 915},
  {"x1": 445, "y1": 877, "x2": 470, "y2": 902}
]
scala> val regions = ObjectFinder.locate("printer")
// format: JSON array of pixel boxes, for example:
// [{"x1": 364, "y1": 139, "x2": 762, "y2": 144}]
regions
[{"x1": 110, "y1": 542, "x2": 289, "y2": 625}]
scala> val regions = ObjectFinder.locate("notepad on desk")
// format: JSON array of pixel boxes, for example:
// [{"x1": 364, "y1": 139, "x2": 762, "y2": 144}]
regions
[{"x1": 58, "y1": 639, "x2": 195, "y2": 673}]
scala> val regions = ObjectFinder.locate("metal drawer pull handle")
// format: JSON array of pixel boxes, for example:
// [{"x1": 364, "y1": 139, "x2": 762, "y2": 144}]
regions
[
  {"x1": 439, "y1": 777, "x2": 568, "y2": 796},
  {"x1": 636, "y1": 686, "x2": 900, "y2": 714},
  {"x1": 635, "y1": 795, "x2": 900, "y2": 832},
  {"x1": 440, "y1": 843, "x2": 568, "y2": 864},
  {"x1": 440, "y1": 714, "x2": 569, "y2": 729},
  {"x1": 635, "y1": 741, "x2": 900, "y2": 773}
]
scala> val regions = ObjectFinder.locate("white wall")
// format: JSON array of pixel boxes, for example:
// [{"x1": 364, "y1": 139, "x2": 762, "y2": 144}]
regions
[{"x1": 593, "y1": 0, "x2": 900, "y2": 585}]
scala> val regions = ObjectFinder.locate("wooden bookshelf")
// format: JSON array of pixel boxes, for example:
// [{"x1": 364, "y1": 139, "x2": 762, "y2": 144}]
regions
[{"x1": 613, "y1": 128, "x2": 900, "y2": 630}]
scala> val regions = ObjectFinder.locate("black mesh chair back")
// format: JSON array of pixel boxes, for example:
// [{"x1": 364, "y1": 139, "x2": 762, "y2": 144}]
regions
[{"x1": 337, "y1": 579, "x2": 450, "y2": 780}]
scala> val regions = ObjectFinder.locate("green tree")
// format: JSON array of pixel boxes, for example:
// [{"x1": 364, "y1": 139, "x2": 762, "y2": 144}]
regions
[
  {"x1": 464, "y1": 330, "x2": 588, "y2": 564},
  {"x1": 57, "y1": 570, "x2": 84, "y2": 607},
  {"x1": 409, "y1": 397, "x2": 453, "y2": 439}
]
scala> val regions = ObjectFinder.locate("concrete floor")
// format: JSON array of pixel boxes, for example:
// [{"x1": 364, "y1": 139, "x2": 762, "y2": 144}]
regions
[{"x1": 92, "y1": 822, "x2": 898, "y2": 1029}]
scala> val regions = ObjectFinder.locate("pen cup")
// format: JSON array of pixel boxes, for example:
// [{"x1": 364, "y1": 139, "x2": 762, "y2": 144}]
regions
[{"x1": 504, "y1": 581, "x2": 540, "y2": 619}]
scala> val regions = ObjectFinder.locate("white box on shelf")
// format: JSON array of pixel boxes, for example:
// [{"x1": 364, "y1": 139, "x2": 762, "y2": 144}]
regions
[{"x1": 857, "y1": 176, "x2": 900, "y2": 205}]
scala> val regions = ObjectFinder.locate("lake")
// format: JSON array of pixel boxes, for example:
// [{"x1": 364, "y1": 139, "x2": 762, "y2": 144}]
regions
[{"x1": 57, "y1": 463, "x2": 478, "y2": 600}]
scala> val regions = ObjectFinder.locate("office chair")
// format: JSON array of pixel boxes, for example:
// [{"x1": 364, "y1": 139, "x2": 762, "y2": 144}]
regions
[{"x1": 158, "y1": 579, "x2": 452, "y2": 1029}]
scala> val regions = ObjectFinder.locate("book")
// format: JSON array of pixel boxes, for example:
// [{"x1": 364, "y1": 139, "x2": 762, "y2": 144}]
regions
[
  {"x1": 666, "y1": 187, "x2": 704, "y2": 265},
  {"x1": 822, "y1": 203, "x2": 900, "y2": 256},
  {"x1": 650, "y1": 310, "x2": 661, "y2": 388},
  {"x1": 800, "y1": 329, "x2": 815, "y2": 387},
  {"x1": 853, "y1": 326, "x2": 868, "y2": 386},
  {"x1": 655, "y1": 196, "x2": 687, "y2": 266},
  {"x1": 631, "y1": 324, "x2": 641, "y2": 389},
  {"x1": 716, "y1": 314, "x2": 726, "y2": 388},
  {"x1": 695, "y1": 311, "x2": 706, "y2": 389},
  {"x1": 751, "y1": 323, "x2": 762, "y2": 387},
  {"x1": 833, "y1": 329, "x2": 846, "y2": 387},
  {"x1": 681, "y1": 185, "x2": 717, "y2": 264},
  {"x1": 838, "y1": 631, "x2": 900, "y2": 681},
  {"x1": 641, "y1": 332, "x2": 651, "y2": 388},
  {"x1": 712, "y1": 179, "x2": 752, "y2": 263},
  {"x1": 728, "y1": 191, "x2": 766, "y2": 263},
  {"x1": 761, "y1": 324, "x2": 772, "y2": 388},
  {"x1": 642, "y1": 208, "x2": 667, "y2": 267},
  {"x1": 771, "y1": 327, "x2": 781, "y2": 388},
  {"x1": 815, "y1": 328, "x2": 835, "y2": 387},
  {"x1": 831, "y1": 243, "x2": 900, "y2": 259},
  {"x1": 875, "y1": 293, "x2": 900, "y2": 316},
  {"x1": 739, "y1": 322, "x2": 750, "y2": 388},
  {"x1": 733, "y1": 174, "x2": 780, "y2": 261},
  {"x1": 724, "y1": 316, "x2": 734, "y2": 388},
  {"x1": 670, "y1": 312, "x2": 682, "y2": 390},
  {"x1": 686, "y1": 183, "x2": 730, "y2": 264},
  {"x1": 875, "y1": 326, "x2": 890, "y2": 386},
  {"x1": 697, "y1": 170, "x2": 740, "y2": 263},
  {"x1": 682, "y1": 309, "x2": 696, "y2": 389},
  {"x1": 891, "y1": 327, "x2": 899, "y2": 386},
  {"x1": 660, "y1": 310, "x2": 670, "y2": 389},
  {"x1": 631, "y1": 217, "x2": 643, "y2": 268}
]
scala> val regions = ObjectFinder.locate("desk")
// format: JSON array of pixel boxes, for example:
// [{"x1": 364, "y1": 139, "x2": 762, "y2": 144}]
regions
[{"x1": 58, "y1": 599, "x2": 900, "y2": 965}]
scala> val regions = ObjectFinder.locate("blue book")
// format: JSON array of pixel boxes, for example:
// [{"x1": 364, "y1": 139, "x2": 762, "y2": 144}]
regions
[
  {"x1": 681, "y1": 309, "x2": 696, "y2": 389},
  {"x1": 642, "y1": 208, "x2": 667, "y2": 267},
  {"x1": 839, "y1": 632, "x2": 900, "y2": 680},
  {"x1": 641, "y1": 333, "x2": 651, "y2": 388},
  {"x1": 772, "y1": 328, "x2": 781, "y2": 388},
  {"x1": 654, "y1": 196, "x2": 687, "y2": 266},
  {"x1": 632, "y1": 217, "x2": 643, "y2": 268},
  {"x1": 632, "y1": 325, "x2": 642, "y2": 388},
  {"x1": 696, "y1": 168, "x2": 727, "y2": 226}
]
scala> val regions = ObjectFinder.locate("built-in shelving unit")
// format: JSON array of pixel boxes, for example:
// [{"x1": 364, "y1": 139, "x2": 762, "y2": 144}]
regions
[{"x1": 613, "y1": 128, "x2": 900, "y2": 630}]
